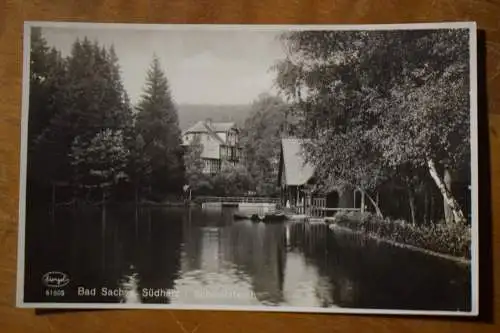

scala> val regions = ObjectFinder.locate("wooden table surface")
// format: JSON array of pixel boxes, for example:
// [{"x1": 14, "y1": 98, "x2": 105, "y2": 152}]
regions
[{"x1": 1, "y1": 0, "x2": 499, "y2": 332}]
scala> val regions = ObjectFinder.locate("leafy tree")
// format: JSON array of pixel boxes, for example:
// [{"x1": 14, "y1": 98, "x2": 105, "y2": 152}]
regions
[
  {"x1": 375, "y1": 56, "x2": 469, "y2": 224},
  {"x1": 212, "y1": 161, "x2": 253, "y2": 196},
  {"x1": 240, "y1": 94, "x2": 293, "y2": 196},
  {"x1": 70, "y1": 129, "x2": 130, "y2": 198},
  {"x1": 31, "y1": 35, "x2": 134, "y2": 197},
  {"x1": 275, "y1": 29, "x2": 470, "y2": 224},
  {"x1": 183, "y1": 135, "x2": 211, "y2": 193},
  {"x1": 136, "y1": 56, "x2": 185, "y2": 198}
]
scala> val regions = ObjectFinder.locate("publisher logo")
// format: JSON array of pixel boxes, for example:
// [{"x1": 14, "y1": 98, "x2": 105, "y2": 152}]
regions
[{"x1": 42, "y1": 271, "x2": 70, "y2": 288}]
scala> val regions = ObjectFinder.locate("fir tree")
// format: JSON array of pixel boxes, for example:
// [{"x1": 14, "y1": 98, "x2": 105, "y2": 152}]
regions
[
  {"x1": 136, "y1": 56, "x2": 185, "y2": 198},
  {"x1": 28, "y1": 27, "x2": 68, "y2": 187}
]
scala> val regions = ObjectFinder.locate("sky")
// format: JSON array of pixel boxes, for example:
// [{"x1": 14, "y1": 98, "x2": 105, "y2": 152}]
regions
[{"x1": 41, "y1": 25, "x2": 287, "y2": 105}]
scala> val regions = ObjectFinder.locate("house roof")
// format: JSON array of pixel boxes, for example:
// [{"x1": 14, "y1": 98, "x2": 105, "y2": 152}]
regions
[
  {"x1": 182, "y1": 120, "x2": 237, "y2": 145},
  {"x1": 184, "y1": 121, "x2": 236, "y2": 134},
  {"x1": 279, "y1": 138, "x2": 316, "y2": 186},
  {"x1": 210, "y1": 122, "x2": 236, "y2": 132}
]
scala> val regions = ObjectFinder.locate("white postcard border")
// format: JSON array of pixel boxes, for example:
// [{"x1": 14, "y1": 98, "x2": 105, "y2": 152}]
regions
[{"x1": 16, "y1": 21, "x2": 479, "y2": 316}]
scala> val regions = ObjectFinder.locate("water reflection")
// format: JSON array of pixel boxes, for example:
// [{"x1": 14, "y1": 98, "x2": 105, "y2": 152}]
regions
[
  {"x1": 24, "y1": 205, "x2": 471, "y2": 311},
  {"x1": 118, "y1": 269, "x2": 140, "y2": 303}
]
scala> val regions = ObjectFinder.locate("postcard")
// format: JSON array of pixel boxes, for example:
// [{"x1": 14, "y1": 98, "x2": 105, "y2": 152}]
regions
[{"x1": 17, "y1": 21, "x2": 478, "y2": 316}]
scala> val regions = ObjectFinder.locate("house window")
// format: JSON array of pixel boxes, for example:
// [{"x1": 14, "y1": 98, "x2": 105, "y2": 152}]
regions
[
  {"x1": 236, "y1": 148, "x2": 243, "y2": 160},
  {"x1": 209, "y1": 159, "x2": 221, "y2": 174},
  {"x1": 222, "y1": 148, "x2": 238, "y2": 162},
  {"x1": 220, "y1": 146, "x2": 227, "y2": 159},
  {"x1": 203, "y1": 160, "x2": 210, "y2": 174},
  {"x1": 202, "y1": 159, "x2": 221, "y2": 174},
  {"x1": 227, "y1": 131, "x2": 237, "y2": 146}
]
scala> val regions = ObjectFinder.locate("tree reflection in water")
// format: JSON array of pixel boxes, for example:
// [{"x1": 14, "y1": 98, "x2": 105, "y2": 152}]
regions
[{"x1": 25, "y1": 206, "x2": 470, "y2": 311}]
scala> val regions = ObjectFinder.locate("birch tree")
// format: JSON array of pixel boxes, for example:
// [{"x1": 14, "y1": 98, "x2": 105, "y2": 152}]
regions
[{"x1": 275, "y1": 28, "x2": 470, "y2": 224}]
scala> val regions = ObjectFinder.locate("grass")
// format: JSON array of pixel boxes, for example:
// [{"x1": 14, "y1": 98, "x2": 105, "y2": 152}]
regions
[{"x1": 331, "y1": 212, "x2": 471, "y2": 259}]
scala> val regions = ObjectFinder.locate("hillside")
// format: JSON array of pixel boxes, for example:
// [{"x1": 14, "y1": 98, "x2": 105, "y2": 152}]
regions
[{"x1": 176, "y1": 104, "x2": 253, "y2": 131}]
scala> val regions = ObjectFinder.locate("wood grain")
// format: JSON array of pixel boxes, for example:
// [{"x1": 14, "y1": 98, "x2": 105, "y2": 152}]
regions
[{"x1": 0, "y1": 0, "x2": 499, "y2": 332}]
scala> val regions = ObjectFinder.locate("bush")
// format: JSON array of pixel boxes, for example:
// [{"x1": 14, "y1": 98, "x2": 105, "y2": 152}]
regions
[{"x1": 332, "y1": 212, "x2": 471, "y2": 259}]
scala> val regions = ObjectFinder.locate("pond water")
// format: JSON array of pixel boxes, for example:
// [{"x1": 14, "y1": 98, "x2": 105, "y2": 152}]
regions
[{"x1": 24, "y1": 205, "x2": 471, "y2": 311}]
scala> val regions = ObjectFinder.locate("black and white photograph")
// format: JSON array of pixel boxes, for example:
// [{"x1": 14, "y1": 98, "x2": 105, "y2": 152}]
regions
[{"x1": 17, "y1": 22, "x2": 478, "y2": 316}]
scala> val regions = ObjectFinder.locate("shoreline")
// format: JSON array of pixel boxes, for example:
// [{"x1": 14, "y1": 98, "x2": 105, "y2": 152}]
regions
[
  {"x1": 141, "y1": 200, "x2": 198, "y2": 207},
  {"x1": 329, "y1": 224, "x2": 471, "y2": 266}
]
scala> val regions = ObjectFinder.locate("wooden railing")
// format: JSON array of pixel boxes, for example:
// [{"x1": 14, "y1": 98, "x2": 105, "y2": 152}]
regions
[
  {"x1": 195, "y1": 196, "x2": 280, "y2": 204},
  {"x1": 311, "y1": 207, "x2": 361, "y2": 217}
]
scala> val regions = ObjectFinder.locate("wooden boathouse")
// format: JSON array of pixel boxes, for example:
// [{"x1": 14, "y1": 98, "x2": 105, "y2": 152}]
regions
[{"x1": 277, "y1": 138, "x2": 362, "y2": 217}]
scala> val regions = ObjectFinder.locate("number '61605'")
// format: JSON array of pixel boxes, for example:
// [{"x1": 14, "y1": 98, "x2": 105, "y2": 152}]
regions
[{"x1": 45, "y1": 289, "x2": 65, "y2": 297}]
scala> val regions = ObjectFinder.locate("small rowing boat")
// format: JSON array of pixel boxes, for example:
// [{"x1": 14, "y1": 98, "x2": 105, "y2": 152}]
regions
[{"x1": 233, "y1": 211, "x2": 287, "y2": 223}]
